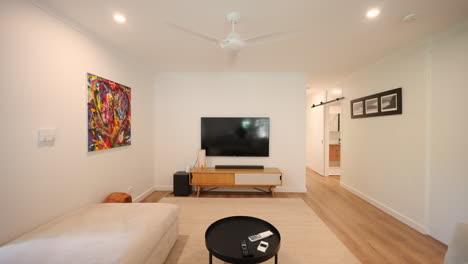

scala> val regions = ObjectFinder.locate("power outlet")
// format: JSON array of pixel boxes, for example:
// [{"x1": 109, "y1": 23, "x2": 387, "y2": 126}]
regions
[{"x1": 127, "y1": 186, "x2": 134, "y2": 196}]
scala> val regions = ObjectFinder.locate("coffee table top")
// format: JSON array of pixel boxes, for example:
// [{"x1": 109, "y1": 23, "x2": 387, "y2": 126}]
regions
[{"x1": 205, "y1": 216, "x2": 281, "y2": 264}]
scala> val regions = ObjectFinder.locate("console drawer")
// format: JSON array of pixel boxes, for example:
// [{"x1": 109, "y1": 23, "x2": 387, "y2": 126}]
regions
[
  {"x1": 191, "y1": 173, "x2": 234, "y2": 185},
  {"x1": 235, "y1": 173, "x2": 282, "y2": 185}
]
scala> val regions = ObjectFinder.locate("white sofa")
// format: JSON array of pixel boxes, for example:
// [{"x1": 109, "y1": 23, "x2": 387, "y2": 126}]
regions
[{"x1": 0, "y1": 203, "x2": 179, "y2": 264}]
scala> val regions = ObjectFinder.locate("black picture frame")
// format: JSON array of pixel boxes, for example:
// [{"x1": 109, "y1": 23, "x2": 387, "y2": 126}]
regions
[{"x1": 351, "y1": 88, "x2": 402, "y2": 119}]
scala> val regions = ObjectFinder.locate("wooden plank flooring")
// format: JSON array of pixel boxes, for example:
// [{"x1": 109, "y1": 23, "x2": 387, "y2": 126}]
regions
[{"x1": 141, "y1": 168, "x2": 447, "y2": 264}]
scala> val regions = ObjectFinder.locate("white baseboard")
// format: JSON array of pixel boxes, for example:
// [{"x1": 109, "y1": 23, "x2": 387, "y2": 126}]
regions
[
  {"x1": 134, "y1": 186, "x2": 156, "y2": 202},
  {"x1": 340, "y1": 182, "x2": 428, "y2": 234},
  {"x1": 153, "y1": 185, "x2": 173, "y2": 191}
]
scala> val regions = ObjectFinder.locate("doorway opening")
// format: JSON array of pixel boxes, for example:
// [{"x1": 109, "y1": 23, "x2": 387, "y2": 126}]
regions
[
  {"x1": 326, "y1": 104, "x2": 342, "y2": 176},
  {"x1": 306, "y1": 88, "x2": 343, "y2": 179}
]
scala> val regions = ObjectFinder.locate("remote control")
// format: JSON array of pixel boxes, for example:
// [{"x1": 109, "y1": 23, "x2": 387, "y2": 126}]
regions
[
  {"x1": 248, "y1": 230, "x2": 274, "y2": 242},
  {"x1": 240, "y1": 240, "x2": 252, "y2": 257}
]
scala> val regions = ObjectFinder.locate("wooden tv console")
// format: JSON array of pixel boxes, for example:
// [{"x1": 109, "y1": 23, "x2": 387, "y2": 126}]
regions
[{"x1": 190, "y1": 167, "x2": 282, "y2": 197}]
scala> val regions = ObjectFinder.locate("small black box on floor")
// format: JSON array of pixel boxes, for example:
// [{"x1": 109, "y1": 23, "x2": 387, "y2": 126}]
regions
[{"x1": 173, "y1": 171, "x2": 191, "y2": 196}]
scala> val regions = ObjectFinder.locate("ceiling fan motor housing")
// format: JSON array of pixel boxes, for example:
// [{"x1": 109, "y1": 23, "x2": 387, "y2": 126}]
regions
[
  {"x1": 221, "y1": 32, "x2": 245, "y2": 50},
  {"x1": 220, "y1": 38, "x2": 245, "y2": 50}
]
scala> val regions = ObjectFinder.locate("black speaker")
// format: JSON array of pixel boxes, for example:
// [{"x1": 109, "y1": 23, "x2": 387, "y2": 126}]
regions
[{"x1": 173, "y1": 171, "x2": 191, "y2": 196}]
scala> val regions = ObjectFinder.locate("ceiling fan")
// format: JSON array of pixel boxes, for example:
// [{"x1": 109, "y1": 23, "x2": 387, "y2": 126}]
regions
[{"x1": 166, "y1": 11, "x2": 299, "y2": 61}]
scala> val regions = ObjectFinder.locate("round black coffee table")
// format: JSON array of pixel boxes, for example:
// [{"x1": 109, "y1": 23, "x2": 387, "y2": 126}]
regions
[{"x1": 205, "y1": 216, "x2": 281, "y2": 264}]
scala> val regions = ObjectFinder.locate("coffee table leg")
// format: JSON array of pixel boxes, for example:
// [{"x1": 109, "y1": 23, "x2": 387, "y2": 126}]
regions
[
  {"x1": 209, "y1": 252, "x2": 212, "y2": 264},
  {"x1": 275, "y1": 254, "x2": 278, "y2": 264}
]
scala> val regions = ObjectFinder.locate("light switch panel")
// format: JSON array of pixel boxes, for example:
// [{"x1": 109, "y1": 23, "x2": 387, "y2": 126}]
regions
[{"x1": 39, "y1": 128, "x2": 56, "y2": 142}]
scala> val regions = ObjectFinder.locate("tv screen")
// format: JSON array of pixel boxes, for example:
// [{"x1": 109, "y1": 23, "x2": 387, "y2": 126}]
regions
[{"x1": 201, "y1": 117, "x2": 270, "y2": 157}]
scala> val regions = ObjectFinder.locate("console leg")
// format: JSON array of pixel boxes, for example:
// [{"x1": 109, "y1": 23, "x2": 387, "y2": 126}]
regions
[
  {"x1": 270, "y1": 187, "x2": 276, "y2": 197},
  {"x1": 197, "y1": 186, "x2": 201, "y2": 197}
]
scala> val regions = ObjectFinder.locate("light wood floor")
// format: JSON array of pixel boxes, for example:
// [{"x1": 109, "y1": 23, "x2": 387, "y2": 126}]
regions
[{"x1": 141, "y1": 169, "x2": 447, "y2": 264}]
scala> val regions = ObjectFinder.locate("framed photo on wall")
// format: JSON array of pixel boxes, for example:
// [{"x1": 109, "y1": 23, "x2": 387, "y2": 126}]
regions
[
  {"x1": 365, "y1": 98, "x2": 378, "y2": 114},
  {"x1": 350, "y1": 88, "x2": 402, "y2": 119},
  {"x1": 352, "y1": 101, "x2": 364, "y2": 116},
  {"x1": 381, "y1": 93, "x2": 398, "y2": 112}
]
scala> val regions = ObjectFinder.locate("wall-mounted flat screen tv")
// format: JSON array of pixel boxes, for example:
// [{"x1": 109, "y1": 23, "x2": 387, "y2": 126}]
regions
[{"x1": 201, "y1": 117, "x2": 270, "y2": 157}]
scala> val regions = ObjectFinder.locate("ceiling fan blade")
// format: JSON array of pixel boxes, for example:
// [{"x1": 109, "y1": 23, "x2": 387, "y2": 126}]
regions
[
  {"x1": 244, "y1": 30, "x2": 301, "y2": 46},
  {"x1": 165, "y1": 22, "x2": 220, "y2": 44}
]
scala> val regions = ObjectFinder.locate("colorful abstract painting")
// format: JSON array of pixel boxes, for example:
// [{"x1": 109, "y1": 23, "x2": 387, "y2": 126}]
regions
[{"x1": 87, "y1": 73, "x2": 131, "y2": 151}]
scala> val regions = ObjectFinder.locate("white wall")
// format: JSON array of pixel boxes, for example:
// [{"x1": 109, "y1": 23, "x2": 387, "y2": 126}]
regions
[
  {"x1": 306, "y1": 91, "x2": 325, "y2": 175},
  {"x1": 340, "y1": 44, "x2": 429, "y2": 233},
  {"x1": 339, "y1": 21, "x2": 468, "y2": 243},
  {"x1": 153, "y1": 73, "x2": 307, "y2": 192},
  {"x1": 0, "y1": 1, "x2": 155, "y2": 245},
  {"x1": 428, "y1": 23, "x2": 468, "y2": 244}
]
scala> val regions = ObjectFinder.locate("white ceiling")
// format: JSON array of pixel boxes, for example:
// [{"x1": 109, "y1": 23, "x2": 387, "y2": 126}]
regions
[{"x1": 34, "y1": 0, "x2": 468, "y2": 86}]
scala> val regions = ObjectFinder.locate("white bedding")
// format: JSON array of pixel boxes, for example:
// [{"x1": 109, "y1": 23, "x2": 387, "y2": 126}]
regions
[{"x1": 0, "y1": 203, "x2": 179, "y2": 264}]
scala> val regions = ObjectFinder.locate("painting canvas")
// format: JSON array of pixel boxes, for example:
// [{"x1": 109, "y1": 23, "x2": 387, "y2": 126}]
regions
[{"x1": 87, "y1": 73, "x2": 131, "y2": 151}]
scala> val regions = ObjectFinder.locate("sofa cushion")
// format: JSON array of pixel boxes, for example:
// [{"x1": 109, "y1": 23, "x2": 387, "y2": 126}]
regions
[{"x1": 0, "y1": 203, "x2": 179, "y2": 264}]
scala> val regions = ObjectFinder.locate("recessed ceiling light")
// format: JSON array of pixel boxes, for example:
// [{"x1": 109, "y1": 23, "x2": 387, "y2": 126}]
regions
[
  {"x1": 366, "y1": 8, "x2": 381, "y2": 19},
  {"x1": 332, "y1": 89, "x2": 341, "y2": 95},
  {"x1": 113, "y1": 14, "x2": 126, "y2": 23}
]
